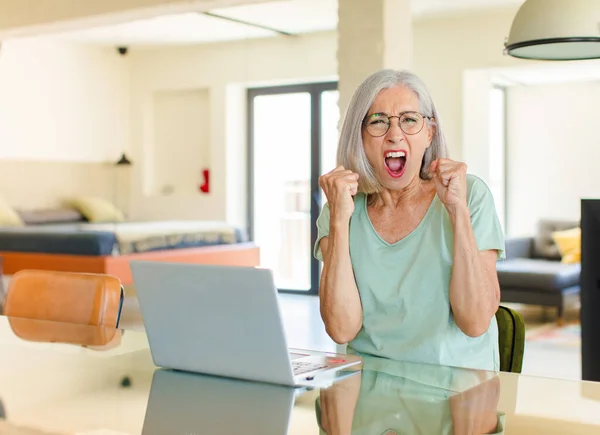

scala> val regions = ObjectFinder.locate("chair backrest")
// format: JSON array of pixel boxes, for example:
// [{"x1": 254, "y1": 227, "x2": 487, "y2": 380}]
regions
[
  {"x1": 2, "y1": 269, "x2": 123, "y2": 328},
  {"x1": 7, "y1": 316, "x2": 123, "y2": 348},
  {"x1": 0, "y1": 257, "x2": 6, "y2": 306},
  {"x1": 495, "y1": 305, "x2": 525, "y2": 373}
]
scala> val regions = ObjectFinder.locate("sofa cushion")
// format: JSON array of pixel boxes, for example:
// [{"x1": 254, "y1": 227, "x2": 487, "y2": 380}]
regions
[
  {"x1": 533, "y1": 219, "x2": 579, "y2": 260},
  {"x1": 504, "y1": 237, "x2": 533, "y2": 260},
  {"x1": 497, "y1": 258, "x2": 580, "y2": 293},
  {"x1": 551, "y1": 227, "x2": 581, "y2": 264}
]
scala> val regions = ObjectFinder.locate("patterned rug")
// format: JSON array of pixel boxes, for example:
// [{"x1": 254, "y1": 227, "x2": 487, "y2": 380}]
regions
[{"x1": 526, "y1": 322, "x2": 581, "y2": 348}]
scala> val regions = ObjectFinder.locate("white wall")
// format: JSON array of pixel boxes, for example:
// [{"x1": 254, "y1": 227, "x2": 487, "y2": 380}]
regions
[
  {"x1": 0, "y1": 6, "x2": 530, "y2": 221},
  {"x1": 151, "y1": 88, "x2": 211, "y2": 196},
  {"x1": 0, "y1": 38, "x2": 130, "y2": 163},
  {"x1": 413, "y1": 6, "x2": 526, "y2": 160},
  {"x1": 127, "y1": 7, "x2": 528, "y2": 224},
  {"x1": 506, "y1": 81, "x2": 600, "y2": 236},
  {"x1": 128, "y1": 31, "x2": 337, "y2": 224}
]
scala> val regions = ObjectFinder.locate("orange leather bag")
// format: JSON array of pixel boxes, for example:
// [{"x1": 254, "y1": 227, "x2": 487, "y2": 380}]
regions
[{"x1": 2, "y1": 270, "x2": 124, "y2": 346}]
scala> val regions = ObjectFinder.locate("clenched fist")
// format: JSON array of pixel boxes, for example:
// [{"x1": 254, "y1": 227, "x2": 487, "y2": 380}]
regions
[
  {"x1": 319, "y1": 166, "x2": 359, "y2": 224},
  {"x1": 430, "y1": 158, "x2": 468, "y2": 215}
]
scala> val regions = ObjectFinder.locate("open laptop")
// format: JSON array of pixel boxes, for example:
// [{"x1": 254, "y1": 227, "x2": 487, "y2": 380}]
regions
[
  {"x1": 142, "y1": 368, "x2": 296, "y2": 435},
  {"x1": 130, "y1": 261, "x2": 361, "y2": 387}
]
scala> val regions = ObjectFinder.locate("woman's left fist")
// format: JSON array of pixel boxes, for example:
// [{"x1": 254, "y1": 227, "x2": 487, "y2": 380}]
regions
[{"x1": 430, "y1": 158, "x2": 468, "y2": 214}]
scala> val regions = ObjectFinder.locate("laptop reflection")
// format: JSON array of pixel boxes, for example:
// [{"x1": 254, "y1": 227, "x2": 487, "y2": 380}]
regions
[{"x1": 141, "y1": 369, "x2": 297, "y2": 435}]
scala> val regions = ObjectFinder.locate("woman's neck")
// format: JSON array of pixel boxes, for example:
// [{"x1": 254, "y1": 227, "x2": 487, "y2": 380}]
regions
[{"x1": 369, "y1": 177, "x2": 433, "y2": 210}]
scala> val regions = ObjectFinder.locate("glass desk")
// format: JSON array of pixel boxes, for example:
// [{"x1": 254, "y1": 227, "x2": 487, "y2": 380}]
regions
[{"x1": 0, "y1": 316, "x2": 597, "y2": 434}]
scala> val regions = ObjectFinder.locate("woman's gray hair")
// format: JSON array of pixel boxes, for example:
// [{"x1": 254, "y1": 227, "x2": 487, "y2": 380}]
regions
[{"x1": 337, "y1": 69, "x2": 448, "y2": 194}]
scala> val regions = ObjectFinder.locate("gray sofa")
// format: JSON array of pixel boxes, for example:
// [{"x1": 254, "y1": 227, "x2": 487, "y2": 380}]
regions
[{"x1": 497, "y1": 220, "x2": 580, "y2": 324}]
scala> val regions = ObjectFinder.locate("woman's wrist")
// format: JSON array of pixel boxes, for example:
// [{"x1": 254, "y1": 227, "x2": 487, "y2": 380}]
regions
[
  {"x1": 447, "y1": 202, "x2": 470, "y2": 226},
  {"x1": 330, "y1": 213, "x2": 351, "y2": 233}
]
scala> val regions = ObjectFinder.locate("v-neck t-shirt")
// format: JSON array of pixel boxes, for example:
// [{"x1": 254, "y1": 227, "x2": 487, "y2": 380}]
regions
[{"x1": 314, "y1": 174, "x2": 506, "y2": 371}]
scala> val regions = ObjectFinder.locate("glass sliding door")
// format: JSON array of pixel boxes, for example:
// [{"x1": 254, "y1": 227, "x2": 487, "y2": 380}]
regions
[{"x1": 248, "y1": 82, "x2": 338, "y2": 294}]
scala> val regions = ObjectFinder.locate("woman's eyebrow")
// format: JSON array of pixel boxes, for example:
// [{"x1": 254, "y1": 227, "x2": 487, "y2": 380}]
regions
[{"x1": 367, "y1": 110, "x2": 418, "y2": 117}]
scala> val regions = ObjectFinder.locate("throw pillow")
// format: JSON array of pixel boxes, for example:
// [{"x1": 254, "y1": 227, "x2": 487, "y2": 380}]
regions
[
  {"x1": 0, "y1": 196, "x2": 24, "y2": 226},
  {"x1": 551, "y1": 227, "x2": 581, "y2": 264},
  {"x1": 534, "y1": 219, "x2": 580, "y2": 260},
  {"x1": 69, "y1": 197, "x2": 125, "y2": 223}
]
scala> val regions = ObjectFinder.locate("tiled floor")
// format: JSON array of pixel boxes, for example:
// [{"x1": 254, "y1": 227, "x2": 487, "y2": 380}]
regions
[
  {"x1": 511, "y1": 302, "x2": 581, "y2": 381},
  {"x1": 275, "y1": 294, "x2": 583, "y2": 381},
  {"x1": 122, "y1": 289, "x2": 583, "y2": 381},
  {"x1": 1, "y1": 273, "x2": 583, "y2": 381}
]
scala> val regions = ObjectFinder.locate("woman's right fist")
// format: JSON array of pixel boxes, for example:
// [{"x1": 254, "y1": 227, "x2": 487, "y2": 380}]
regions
[{"x1": 318, "y1": 166, "x2": 359, "y2": 223}]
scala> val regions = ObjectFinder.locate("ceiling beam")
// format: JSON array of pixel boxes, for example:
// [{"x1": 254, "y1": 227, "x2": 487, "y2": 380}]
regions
[
  {"x1": 201, "y1": 11, "x2": 296, "y2": 36},
  {"x1": 0, "y1": 0, "x2": 271, "y2": 39}
]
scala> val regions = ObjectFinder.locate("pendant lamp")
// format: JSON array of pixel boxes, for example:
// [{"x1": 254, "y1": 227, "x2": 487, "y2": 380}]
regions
[{"x1": 505, "y1": 0, "x2": 600, "y2": 60}]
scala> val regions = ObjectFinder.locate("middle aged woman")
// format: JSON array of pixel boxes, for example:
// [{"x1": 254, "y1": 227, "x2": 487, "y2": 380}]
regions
[{"x1": 314, "y1": 69, "x2": 505, "y2": 371}]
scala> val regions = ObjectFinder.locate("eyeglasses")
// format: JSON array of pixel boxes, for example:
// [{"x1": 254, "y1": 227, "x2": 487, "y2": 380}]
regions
[{"x1": 363, "y1": 111, "x2": 433, "y2": 137}]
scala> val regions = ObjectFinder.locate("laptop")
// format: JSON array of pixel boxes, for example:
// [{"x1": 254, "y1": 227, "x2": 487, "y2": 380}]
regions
[
  {"x1": 130, "y1": 261, "x2": 362, "y2": 387},
  {"x1": 142, "y1": 368, "x2": 296, "y2": 435}
]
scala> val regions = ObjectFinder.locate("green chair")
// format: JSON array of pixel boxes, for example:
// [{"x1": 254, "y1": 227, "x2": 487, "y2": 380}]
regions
[{"x1": 495, "y1": 305, "x2": 525, "y2": 373}]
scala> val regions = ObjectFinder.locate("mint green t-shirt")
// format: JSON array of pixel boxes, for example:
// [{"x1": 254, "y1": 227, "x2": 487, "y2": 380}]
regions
[{"x1": 314, "y1": 174, "x2": 505, "y2": 371}]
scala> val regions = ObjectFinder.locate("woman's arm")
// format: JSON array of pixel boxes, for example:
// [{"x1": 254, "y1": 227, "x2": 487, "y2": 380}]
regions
[
  {"x1": 319, "y1": 219, "x2": 363, "y2": 344},
  {"x1": 319, "y1": 372, "x2": 362, "y2": 435},
  {"x1": 450, "y1": 205, "x2": 500, "y2": 337},
  {"x1": 430, "y1": 159, "x2": 503, "y2": 338},
  {"x1": 450, "y1": 375, "x2": 501, "y2": 434}
]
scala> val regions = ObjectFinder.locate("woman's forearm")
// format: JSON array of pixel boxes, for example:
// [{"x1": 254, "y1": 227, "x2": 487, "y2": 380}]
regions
[
  {"x1": 319, "y1": 219, "x2": 363, "y2": 344},
  {"x1": 449, "y1": 205, "x2": 500, "y2": 337},
  {"x1": 320, "y1": 371, "x2": 362, "y2": 434}
]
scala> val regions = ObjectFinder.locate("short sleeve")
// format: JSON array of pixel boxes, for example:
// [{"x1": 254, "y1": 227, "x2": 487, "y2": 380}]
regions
[
  {"x1": 467, "y1": 175, "x2": 506, "y2": 260},
  {"x1": 314, "y1": 202, "x2": 331, "y2": 261}
]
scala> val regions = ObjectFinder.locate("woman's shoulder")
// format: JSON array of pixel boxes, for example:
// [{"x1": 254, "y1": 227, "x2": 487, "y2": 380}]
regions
[
  {"x1": 465, "y1": 174, "x2": 494, "y2": 204},
  {"x1": 465, "y1": 173, "x2": 489, "y2": 190}
]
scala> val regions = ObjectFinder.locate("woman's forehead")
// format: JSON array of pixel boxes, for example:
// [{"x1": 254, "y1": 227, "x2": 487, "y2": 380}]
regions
[{"x1": 369, "y1": 86, "x2": 419, "y2": 113}]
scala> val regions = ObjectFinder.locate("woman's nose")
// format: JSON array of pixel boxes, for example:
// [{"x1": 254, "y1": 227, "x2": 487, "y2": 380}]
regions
[{"x1": 386, "y1": 121, "x2": 405, "y2": 143}]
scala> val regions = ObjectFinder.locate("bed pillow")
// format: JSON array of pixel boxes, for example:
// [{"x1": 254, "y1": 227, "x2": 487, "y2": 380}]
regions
[
  {"x1": 69, "y1": 197, "x2": 125, "y2": 223},
  {"x1": 18, "y1": 208, "x2": 85, "y2": 225},
  {"x1": 0, "y1": 197, "x2": 24, "y2": 226}
]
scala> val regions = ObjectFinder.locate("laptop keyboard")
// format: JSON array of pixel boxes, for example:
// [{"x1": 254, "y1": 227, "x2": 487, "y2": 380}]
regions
[{"x1": 292, "y1": 361, "x2": 329, "y2": 375}]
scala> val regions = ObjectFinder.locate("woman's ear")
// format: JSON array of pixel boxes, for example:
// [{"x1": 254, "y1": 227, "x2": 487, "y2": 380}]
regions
[{"x1": 427, "y1": 121, "x2": 436, "y2": 145}]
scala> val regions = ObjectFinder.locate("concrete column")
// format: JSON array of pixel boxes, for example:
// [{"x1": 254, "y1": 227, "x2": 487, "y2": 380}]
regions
[{"x1": 337, "y1": 0, "x2": 413, "y2": 116}]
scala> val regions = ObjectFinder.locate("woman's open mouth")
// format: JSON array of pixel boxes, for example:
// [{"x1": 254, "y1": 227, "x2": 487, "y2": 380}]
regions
[{"x1": 384, "y1": 150, "x2": 407, "y2": 178}]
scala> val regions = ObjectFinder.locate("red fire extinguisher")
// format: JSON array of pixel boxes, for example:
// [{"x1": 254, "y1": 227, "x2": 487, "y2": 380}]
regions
[{"x1": 199, "y1": 169, "x2": 210, "y2": 193}]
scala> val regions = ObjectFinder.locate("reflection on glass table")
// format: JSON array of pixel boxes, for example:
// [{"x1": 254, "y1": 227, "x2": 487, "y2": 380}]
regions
[
  {"x1": 0, "y1": 316, "x2": 598, "y2": 434},
  {"x1": 317, "y1": 357, "x2": 502, "y2": 434},
  {"x1": 142, "y1": 368, "x2": 298, "y2": 435}
]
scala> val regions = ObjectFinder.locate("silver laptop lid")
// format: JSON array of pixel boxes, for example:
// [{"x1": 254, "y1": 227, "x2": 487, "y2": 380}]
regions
[{"x1": 130, "y1": 261, "x2": 295, "y2": 385}]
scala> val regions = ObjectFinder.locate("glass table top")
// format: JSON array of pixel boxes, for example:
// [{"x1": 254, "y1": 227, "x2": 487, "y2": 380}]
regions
[{"x1": 0, "y1": 315, "x2": 597, "y2": 434}]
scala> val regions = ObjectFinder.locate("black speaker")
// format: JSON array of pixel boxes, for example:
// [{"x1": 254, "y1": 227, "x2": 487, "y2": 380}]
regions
[{"x1": 580, "y1": 199, "x2": 600, "y2": 381}]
